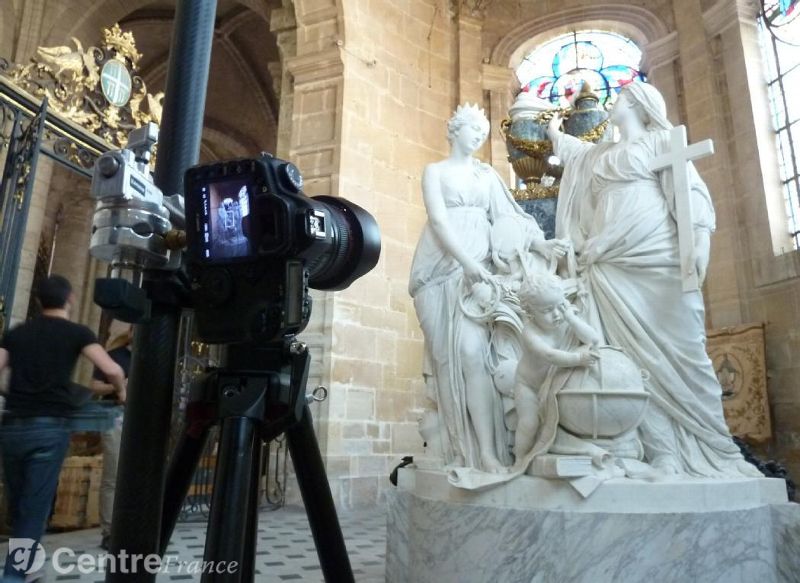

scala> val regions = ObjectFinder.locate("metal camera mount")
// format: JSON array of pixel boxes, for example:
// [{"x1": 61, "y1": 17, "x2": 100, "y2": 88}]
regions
[
  {"x1": 90, "y1": 122, "x2": 185, "y2": 282},
  {"x1": 89, "y1": 123, "x2": 186, "y2": 321}
]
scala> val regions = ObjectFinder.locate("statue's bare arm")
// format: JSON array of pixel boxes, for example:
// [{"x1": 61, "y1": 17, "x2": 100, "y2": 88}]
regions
[
  {"x1": 561, "y1": 304, "x2": 602, "y2": 346},
  {"x1": 422, "y1": 164, "x2": 490, "y2": 281},
  {"x1": 521, "y1": 326, "x2": 593, "y2": 369}
]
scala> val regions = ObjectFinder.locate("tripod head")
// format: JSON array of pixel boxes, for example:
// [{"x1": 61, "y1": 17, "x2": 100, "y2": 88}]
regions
[{"x1": 190, "y1": 337, "x2": 317, "y2": 441}]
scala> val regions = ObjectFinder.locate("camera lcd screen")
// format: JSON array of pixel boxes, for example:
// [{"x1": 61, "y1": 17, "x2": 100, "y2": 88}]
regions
[{"x1": 199, "y1": 178, "x2": 253, "y2": 261}]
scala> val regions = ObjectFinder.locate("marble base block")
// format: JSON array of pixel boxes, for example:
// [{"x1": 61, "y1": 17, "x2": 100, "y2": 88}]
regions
[{"x1": 386, "y1": 468, "x2": 800, "y2": 583}]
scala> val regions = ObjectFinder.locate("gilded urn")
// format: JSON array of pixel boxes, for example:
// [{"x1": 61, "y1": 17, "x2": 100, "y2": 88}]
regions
[
  {"x1": 500, "y1": 90, "x2": 558, "y2": 198},
  {"x1": 564, "y1": 82, "x2": 611, "y2": 144}
]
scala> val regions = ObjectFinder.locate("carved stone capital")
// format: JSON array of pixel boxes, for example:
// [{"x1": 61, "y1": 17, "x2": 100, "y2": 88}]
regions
[
  {"x1": 451, "y1": 0, "x2": 495, "y2": 19},
  {"x1": 482, "y1": 63, "x2": 514, "y2": 92},
  {"x1": 286, "y1": 47, "x2": 344, "y2": 85},
  {"x1": 642, "y1": 31, "x2": 679, "y2": 73},
  {"x1": 703, "y1": 0, "x2": 760, "y2": 36}
]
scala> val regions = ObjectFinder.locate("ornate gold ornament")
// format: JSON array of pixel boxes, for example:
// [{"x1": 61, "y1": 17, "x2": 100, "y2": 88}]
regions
[
  {"x1": 103, "y1": 24, "x2": 142, "y2": 67},
  {"x1": 510, "y1": 183, "x2": 560, "y2": 201},
  {"x1": 0, "y1": 24, "x2": 163, "y2": 148},
  {"x1": 501, "y1": 111, "x2": 610, "y2": 201},
  {"x1": 500, "y1": 113, "x2": 609, "y2": 158}
]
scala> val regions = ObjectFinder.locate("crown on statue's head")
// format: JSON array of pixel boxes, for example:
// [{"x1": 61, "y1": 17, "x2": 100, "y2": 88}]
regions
[{"x1": 453, "y1": 102, "x2": 487, "y2": 121}]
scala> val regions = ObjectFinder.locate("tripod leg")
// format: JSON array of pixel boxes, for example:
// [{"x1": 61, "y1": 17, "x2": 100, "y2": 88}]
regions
[
  {"x1": 286, "y1": 404, "x2": 354, "y2": 583},
  {"x1": 160, "y1": 402, "x2": 215, "y2": 554},
  {"x1": 107, "y1": 305, "x2": 178, "y2": 583},
  {"x1": 202, "y1": 416, "x2": 260, "y2": 583},
  {"x1": 241, "y1": 439, "x2": 262, "y2": 581}
]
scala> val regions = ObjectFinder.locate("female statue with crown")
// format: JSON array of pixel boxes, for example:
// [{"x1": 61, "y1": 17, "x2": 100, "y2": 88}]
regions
[{"x1": 409, "y1": 103, "x2": 568, "y2": 473}]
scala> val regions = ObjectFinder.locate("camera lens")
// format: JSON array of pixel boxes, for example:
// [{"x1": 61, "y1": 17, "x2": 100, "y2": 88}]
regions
[{"x1": 306, "y1": 196, "x2": 381, "y2": 291}]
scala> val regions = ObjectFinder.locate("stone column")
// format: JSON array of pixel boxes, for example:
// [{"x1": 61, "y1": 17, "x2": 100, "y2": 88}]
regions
[
  {"x1": 483, "y1": 63, "x2": 515, "y2": 184},
  {"x1": 11, "y1": 0, "x2": 47, "y2": 63},
  {"x1": 285, "y1": 43, "x2": 344, "y2": 497},
  {"x1": 9, "y1": 157, "x2": 54, "y2": 327},
  {"x1": 641, "y1": 32, "x2": 681, "y2": 124},
  {"x1": 457, "y1": 14, "x2": 483, "y2": 107},
  {"x1": 271, "y1": 1, "x2": 298, "y2": 159},
  {"x1": 672, "y1": 0, "x2": 746, "y2": 328}
]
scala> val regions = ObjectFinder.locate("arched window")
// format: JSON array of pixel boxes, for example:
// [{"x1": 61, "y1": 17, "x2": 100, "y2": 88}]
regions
[
  {"x1": 758, "y1": 0, "x2": 800, "y2": 245},
  {"x1": 516, "y1": 31, "x2": 646, "y2": 108}
]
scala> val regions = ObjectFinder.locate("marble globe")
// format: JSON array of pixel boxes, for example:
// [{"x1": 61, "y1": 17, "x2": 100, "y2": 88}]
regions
[{"x1": 556, "y1": 345, "x2": 649, "y2": 440}]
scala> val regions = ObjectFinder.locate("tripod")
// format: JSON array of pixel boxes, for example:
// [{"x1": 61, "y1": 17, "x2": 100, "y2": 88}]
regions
[{"x1": 159, "y1": 338, "x2": 354, "y2": 582}]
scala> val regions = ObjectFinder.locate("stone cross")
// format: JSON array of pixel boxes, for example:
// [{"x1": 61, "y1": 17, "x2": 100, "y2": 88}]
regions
[{"x1": 649, "y1": 125, "x2": 714, "y2": 292}]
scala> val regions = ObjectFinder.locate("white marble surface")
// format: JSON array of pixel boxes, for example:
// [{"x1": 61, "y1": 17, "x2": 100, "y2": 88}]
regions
[
  {"x1": 402, "y1": 468, "x2": 787, "y2": 514},
  {"x1": 387, "y1": 468, "x2": 800, "y2": 583}
]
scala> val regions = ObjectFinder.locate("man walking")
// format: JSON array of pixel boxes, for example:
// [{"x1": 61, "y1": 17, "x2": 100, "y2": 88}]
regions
[{"x1": 0, "y1": 275, "x2": 126, "y2": 582}]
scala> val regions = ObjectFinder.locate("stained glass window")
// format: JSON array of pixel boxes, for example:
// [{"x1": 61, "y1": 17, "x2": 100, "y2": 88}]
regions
[
  {"x1": 516, "y1": 31, "x2": 646, "y2": 108},
  {"x1": 758, "y1": 0, "x2": 800, "y2": 246}
]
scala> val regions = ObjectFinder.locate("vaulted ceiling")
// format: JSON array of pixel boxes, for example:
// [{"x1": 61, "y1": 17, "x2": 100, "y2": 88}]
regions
[{"x1": 118, "y1": 0, "x2": 284, "y2": 161}]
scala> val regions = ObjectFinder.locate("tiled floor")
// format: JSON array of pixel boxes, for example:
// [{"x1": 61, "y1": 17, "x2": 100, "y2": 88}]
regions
[{"x1": 1, "y1": 505, "x2": 386, "y2": 582}]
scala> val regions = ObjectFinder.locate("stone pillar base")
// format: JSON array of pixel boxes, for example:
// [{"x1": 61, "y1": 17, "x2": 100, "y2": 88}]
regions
[{"x1": 386, "y1": 468, "x2": 800, "y2": 583}]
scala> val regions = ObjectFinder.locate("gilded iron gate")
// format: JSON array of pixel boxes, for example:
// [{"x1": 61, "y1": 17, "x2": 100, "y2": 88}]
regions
[{"x1": 0, "y1": 97, "x2": 47, "y2": 333}]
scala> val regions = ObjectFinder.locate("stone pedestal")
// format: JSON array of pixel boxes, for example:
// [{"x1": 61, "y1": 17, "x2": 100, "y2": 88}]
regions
[{"x1": 386, "y1": 468, "x2": 800, "y2": 583}]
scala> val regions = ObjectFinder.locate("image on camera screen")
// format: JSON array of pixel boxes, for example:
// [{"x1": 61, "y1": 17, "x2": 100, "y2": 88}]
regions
[{"x1": 201, "y1": 178, "x2": 252, "y2": 260}]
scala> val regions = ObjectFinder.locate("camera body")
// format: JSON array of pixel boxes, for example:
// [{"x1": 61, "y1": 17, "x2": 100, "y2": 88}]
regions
[{"x1": 185, "y1": 154, "x2": 380, "y2": 344}]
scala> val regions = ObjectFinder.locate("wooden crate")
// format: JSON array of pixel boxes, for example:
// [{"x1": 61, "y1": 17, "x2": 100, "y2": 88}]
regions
[{"x1": 49, "y1": 455, "x2": 103, "y2": 530}]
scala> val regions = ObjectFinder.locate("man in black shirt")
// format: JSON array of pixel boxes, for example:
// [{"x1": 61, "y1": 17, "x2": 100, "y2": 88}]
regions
[{"x1": 0, "y1": 275, "x2": 126, "y2": 582}]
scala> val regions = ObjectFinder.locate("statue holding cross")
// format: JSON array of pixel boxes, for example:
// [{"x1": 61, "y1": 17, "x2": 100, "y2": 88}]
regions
[
  {"x1": 649, "y1": 125, "x2": 715, "y2": 292},
  {"x1": 548, "y1": 81, "x2": 760, "y2": 479}
]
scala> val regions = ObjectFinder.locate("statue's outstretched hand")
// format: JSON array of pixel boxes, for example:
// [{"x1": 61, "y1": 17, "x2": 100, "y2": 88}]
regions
[
  {"x1": 547, "y1": 113, "x2": 563, "y2": 140},
  {"x1": 694, "y1": 229, "x2": 711, "y2": 286},
  {"x1": 463, "y1": 260, "x2": 492, "y2": 284},
  {"x1": 576, "y1": 347, "x2": 600, "y2": 367},
  {"x1": 533, "y1": 238, "x2": 571, "y2": 261}
]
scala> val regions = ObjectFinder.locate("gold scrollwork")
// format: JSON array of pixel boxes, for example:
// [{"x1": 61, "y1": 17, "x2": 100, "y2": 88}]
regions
[
  {"x1": 511, "y1": 184, "x2": 560, "y2": 201},
  {"x1": 504, "y1": 134, "x2": 553, "y2": 158},
  {"x1": 579, "y1": 119, "x2": 610, "y2": 144},
  {"x1": 1, "y1": 24, "x2": 162, "y2": 149},
  {"x1": 500, "y1": 115, "x2": 610, "y2": 158}
]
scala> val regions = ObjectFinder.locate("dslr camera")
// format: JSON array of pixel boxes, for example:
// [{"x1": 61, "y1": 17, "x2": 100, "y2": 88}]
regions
[{"x1": 184, "y1": 154, "x2": 380, "y2": 344}]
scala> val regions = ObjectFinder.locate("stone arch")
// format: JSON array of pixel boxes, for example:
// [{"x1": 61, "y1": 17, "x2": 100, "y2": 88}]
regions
[
  {"x1": 202, "y1": 122, "x2": 256, "y2": 160},
  {"x1": 42, "y1": 0, "x2": 271, "y2": 45},
  {"x1": 490, "y1": 4, "x2": 671, "y2": 69}
]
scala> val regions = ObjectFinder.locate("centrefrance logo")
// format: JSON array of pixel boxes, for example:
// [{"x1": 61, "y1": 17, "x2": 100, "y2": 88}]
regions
[
  {"x1": 5, "y1": 541, "x2": 239, "y2": 576},
  {"x1": 7, "y1": 539, "x2": 46, "y2": 574}
]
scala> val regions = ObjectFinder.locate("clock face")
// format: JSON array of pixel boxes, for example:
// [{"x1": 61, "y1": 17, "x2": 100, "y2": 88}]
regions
[{"x1": 101, "y1": 60, "x2": 133, "y2": 107}]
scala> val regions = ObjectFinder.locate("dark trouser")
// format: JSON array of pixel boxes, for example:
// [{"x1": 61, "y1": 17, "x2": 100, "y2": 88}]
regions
[{"x1": 0, "y1": 417, "x2": 71, "y2": 581}]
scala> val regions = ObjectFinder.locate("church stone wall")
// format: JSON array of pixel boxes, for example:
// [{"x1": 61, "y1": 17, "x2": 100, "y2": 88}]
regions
[{"x1": 316, "y1": 0, "x2": 458, "y2": 508}]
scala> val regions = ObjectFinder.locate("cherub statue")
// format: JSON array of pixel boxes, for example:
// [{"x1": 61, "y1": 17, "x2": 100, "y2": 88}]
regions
[{"x1": 513, "y1": 274, "x2": 601, "y2": 459}]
